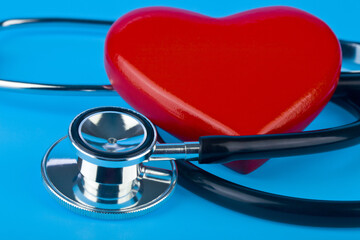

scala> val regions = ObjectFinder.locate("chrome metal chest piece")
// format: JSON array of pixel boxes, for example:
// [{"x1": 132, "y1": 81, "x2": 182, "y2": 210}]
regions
[{"x1": 41, "y1": 107, "x2": 184, "y2": 219}]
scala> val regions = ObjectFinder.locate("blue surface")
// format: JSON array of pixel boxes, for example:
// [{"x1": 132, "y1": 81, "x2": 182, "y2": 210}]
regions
[{"x1": 1, "y1": 0, "x2": 360, "y2": 239}]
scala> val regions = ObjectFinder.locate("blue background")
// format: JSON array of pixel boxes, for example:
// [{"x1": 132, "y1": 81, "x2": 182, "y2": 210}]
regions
[{"x1": 1, "y1": 0, "x2": 360, "y2": 239}]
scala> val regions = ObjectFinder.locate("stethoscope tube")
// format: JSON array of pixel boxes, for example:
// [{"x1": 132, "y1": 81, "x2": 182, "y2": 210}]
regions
[
  {"x1": 176, "y1": 159, "x2": 360, "y2": 227},
  {"x1": 199, "y1": 114, "x2": 360, "y2": 164},
  {"x1": 175, "y1": 98, "x2": 360, "y2": 228},
  {"x1": 3, "y1": 17, "x2": 360, "y2": 227},
  {"x1": 0, "y1": 18, "x2": 116, "y2": 96},
  {"x1": 159, "y1": 99, "x2": 360, "y2": 228}
]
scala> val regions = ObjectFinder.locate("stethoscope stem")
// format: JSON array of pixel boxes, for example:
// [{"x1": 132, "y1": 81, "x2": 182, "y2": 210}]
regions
[{"x1": 150, "y1": 142, "x2": 200, "y2": 161}]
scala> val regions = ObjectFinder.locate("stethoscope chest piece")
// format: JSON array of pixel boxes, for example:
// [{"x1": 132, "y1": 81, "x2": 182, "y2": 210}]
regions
[{"x1": 41, "y1": 107, "x2": 177, "y2": 219}]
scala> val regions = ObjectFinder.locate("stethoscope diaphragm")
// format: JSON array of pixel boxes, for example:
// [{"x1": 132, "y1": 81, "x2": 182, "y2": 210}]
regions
[{"x1": 41, "y1": 107, "x2": 177, "y2": 219}]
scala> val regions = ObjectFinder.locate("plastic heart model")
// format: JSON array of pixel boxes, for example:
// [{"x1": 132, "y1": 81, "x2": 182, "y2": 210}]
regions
[{"x1": 105, "y1": 6, "x2": 341, "y2": 174}]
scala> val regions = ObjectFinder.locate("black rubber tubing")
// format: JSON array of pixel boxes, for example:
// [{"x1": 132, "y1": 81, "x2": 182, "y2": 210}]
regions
[{"x1": 168, "y1": 91, "x2": 360, "y2": 227}]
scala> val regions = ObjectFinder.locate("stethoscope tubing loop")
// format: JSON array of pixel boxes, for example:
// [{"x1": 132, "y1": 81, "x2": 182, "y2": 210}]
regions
[{"x1": 4, "y1": 17, "x2": 360, "y2": 227}]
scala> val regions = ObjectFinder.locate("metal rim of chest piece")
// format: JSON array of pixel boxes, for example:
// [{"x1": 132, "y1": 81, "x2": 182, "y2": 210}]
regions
[{"x1": 41, "y1": 106, "x2": 178, "y2": 219}]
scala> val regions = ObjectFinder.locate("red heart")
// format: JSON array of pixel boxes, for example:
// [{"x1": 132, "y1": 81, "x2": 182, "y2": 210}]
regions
[{"x1": 105, "y1": 6, "x2": 341, "y2": 174}]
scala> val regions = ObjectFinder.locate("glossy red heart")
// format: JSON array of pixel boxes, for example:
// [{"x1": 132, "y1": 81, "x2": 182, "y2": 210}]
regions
[{"x1": 105, "y1": 6, "x2": 341, "y2": 174}]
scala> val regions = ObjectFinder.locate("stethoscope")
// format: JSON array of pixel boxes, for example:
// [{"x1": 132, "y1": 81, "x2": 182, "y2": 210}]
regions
[{"x1": 2, "y1": 17, "x2": 360, "y2": 227}]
